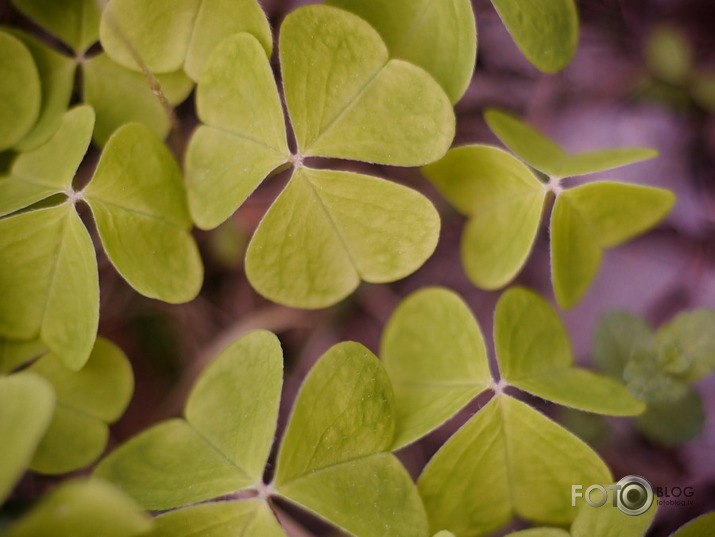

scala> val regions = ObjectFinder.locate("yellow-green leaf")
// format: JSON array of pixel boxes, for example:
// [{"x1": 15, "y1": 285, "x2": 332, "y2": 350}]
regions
[
  {"x1": 281, "y1": 5, "x2": 454, "y2": 165},
  {"x1": 672, "y1": 513, "x2": 715, "y2": 537},
  {"x1": 0, "y1": 337, "x2": 46, "y2": 374},
  {"x1": 28, "y1": 337, "x2": 134, "y2": 474},
  {"x1": 0, "y1": 31, "x2": 41, "y2": 150},
  {"x1": 422, "y1": 145, "x2": 546, "y2": 289},
  {"x1": 246, "y1": 167, "x2": 440, "y2": 308},
  {"x1": 551, "y1": 183, "x2": 675, "y2": 308},
  {"x1": 84, "y1": 123, "x2": 203, "y2": 303},
  {"x1": 99, "y1": 0, "x2": 272, "y2": 80},
  {"x1": 418, "y1": 395, "x2": 611, "y2": 536},
  {"x1": 0, "y1": 373, "x2": 54, "y2": 503},
  {"x1": 380, "y1": 287, "x2": 493, "y2": 449},
  {"x1": 0, "y1": 204, "x2": 99, "y2": 370},
  {"x1": 490, "y1": 0, "x2": 578, "y2": 73},
  {"x1": 185, "y1": 33, "x2": 290, "y2": 230},
  {"x1": 325, "y1": 0, "x2": 477, "y2": 104},
  {"x1": 0, "y1": 106, "x2": 94, "y2": 217},
  {"x1": 495, "y1": 287, "x2": 644, "y2": 416}
]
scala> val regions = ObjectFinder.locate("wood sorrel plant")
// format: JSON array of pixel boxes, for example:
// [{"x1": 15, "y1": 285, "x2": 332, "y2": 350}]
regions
[{"x1": 1, "y1": 0, "x2": 713, "y2": 536}]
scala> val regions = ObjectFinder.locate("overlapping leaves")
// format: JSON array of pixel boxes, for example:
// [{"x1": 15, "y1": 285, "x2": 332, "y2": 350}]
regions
[
  {"x1": 381, "y1": 286, "x2": 642, "y2": 535},
  {"x1": 0, "y1": 337, "x2": 134, "y2": 503},
  {"x1": 423, "y1": 109, "x2": 674, "y2": 308},
  {"x1": 0, "y1": 106, "x2": 201, "y2": 369},
  {"x1": 7, "y1": 0, "x2": 194, "y2": 147},
  {"x1": 186, "y1": 4, "x2": 457, "y2": 308},
  {"x1": 593, "y1": 309, "x2": 715, "y2": 445},
  {"x1": 95, "y1": 330, "x2": 428, "y2": 537}
]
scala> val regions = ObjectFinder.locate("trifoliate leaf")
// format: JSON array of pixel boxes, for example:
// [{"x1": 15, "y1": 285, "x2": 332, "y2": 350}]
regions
[
  {"x1": 8, "y1": 30, "x2": 76, "y2": 151},
  {"x1": 325, "y1": 0, "x2": 477, "y2": 104},
  {"x1": 0, "y1": 106, "x2": 94, "y2": 217},
  {"x1": 0, "y1": 205, "x2": 99, "y2": 370},
  {"x1": 418, "y1": 395, "x2": 611, "y2": 535},
  {"x1": 484, "y1": 109, "x2": 658, "y2": 178},
  {"x1": 551, "y1": 182, "x2": 675, "y2": 308},
  {"x1": 592, "y1": 311, "x2": 656, "y2": 379},
  {"x1": 95, "y1": 331, "x2": 282, "y2": 510},
  {"x1": 84, "y1": 122, "x2": 203, "y2": 303},
  {"x1": 147, "y1": 500, "x2": 286, "y2": 537},
  {"x1": 27, "y1": 337, "x2": 134, "y2": 474},
  {"x1": 656, "y1": 309, "x2": 715, "y2": 382},
  {"x1": 422, "y1": 145, "x2": 546, "y2": 289},
  {"x1": 380, "y1": 287, "x2": 492, "y2": 449},
  {"x1": 490, "y1": 0, "x2": 578, "y2": 73},
  {"x1": 0, "y1": 337, "x2": 46, "y2": 374},
  {"x1": 99, "y1": 0, "x2": 272, "y2": 80},
  {"x1": 0, "y1": 373, "x2": 54, "y2": 503},
  {"x1": 571, "y1": 484, "x2": 657, "y2": 537},
  {"x1": 275, "y1": 342, "x2": 428, "y2": 537},
  {"x1": 495, "y1": 287, "x2": 644, "y2": 415},
  {"x1": 83, "y1": 53, "x2": 193, "y2": 146},
  {"x1": 2, "y1": 478, "x2": 152, "y2": 537},
  {"x1": 11, "y1": 0, "x2": 101, "y2": 53},
  {"x1": 281, "y1": 5, "x2": 454, "y2": 165},
  {"x1": 0, "y1": 31, "x2": 40, "y2": 150},
  {"x1": 636, "y1": 387, "x2": 704, "y2": 445},
  {"x1": 185, "y1": 33, "x2": 290, "y2": 230},
  {"x1": 672, "y1": 513, "x2": 715, "y2": 537},
  {"x1": 245, "y1": 166, "x2": 440, "y2": 308}
]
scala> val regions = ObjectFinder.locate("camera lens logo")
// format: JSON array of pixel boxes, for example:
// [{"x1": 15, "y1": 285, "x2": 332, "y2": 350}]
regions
[{"x1": 615, "y1": 476, "x2": 654, "y2": 516}]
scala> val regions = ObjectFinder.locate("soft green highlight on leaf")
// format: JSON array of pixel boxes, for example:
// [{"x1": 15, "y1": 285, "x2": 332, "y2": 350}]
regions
[
  {"x1": 2, "y1": 478, "x2": 152, "y2": 537},
  {"x1": 592, "y1": 311, "x2": 655, "y2": 379},
  {"x1": 571, "y1": 484, "x2": 657, "y2": 537},
  {"x1": 484, "y1": 109, "x2": 658, "y2": 178},
  {"x1": 381, "y1": 287, "x2": 492, "y2": 449},
  {"x1": 186, "y1": 32, "x2": 290, "y2": 230},
  {"x1": 0, "y1": 337, "x2": 46, "y2": 374},
  {"x1": 99, "y1": 0, "x2": 272, "y2": 80},
  {"x1": 148, "y1": 500, "x2": 285, "y2": 537},
  {"x1": 495, "y1": 287, "x2": 644, "y2": 415},
  {"x1": 8, "y1": 30, "x2": 77, "y2": 151},
  {"x1": 278, "y1": 453, "x2": 428, "y2": 537},
  {"x1": 185, "y1": 330, "x2": 283, "y2": 485},
  {"x1": 423, "y1": 145, "x2": 546, "y2": 289},
  {"x1": 0, "y1": 31, "x2": 40, "y2": 150},
  {"x1": 636, "y1": 387, "x2": 704, "y2": 445},
  {"x1": 246, "y1": 167, "x2": 439, "y2": 308},
  {"x1": 645, "y1": 26, "x2": 693, "y2": 85},
  {"x1": 325, "y1": 0, "x2": 476, "y2": 104},
  {"x1": 551, "y1": 182, "x2": 674, "y2": 308},
  {"x1": 280, "y1": 5, "x2": 454, "y2": 165},
  {"x1": 83, "y1": 53, "x2": 193, "y2": 146},
  {"x1": 95, "y1": 331, "x2": 282, "y2": 509},
  {"x1": 27, "y1": 337, "x2": 134, "y2": 474},
  {"x1": 0, "y1": 373, "x2": 54, "y2": 503},
  {"x1": 85, "y1": 122, "x2": 203, "y2": 303},
  {"x1": 276, "y1": 342, "x2": 395, "y2": 485},
  {"x1": 0, "y1": 205, "x2": 99, "y2": 369},
  {"x1": 0, "y1": 105, "x2": 94, "y2": 217},
  {"x1": 490, "y1": 0, "x2": 578, "y2": 73},
  {"x1": 418, "y1": 395, "x2": 611, "y2": 536},
  {"x1": 672, "y1": 513, "x2": 715, "y2": 537},
  {"x1": 11, "y1": 0, "x2": 100, "y2": 52}
]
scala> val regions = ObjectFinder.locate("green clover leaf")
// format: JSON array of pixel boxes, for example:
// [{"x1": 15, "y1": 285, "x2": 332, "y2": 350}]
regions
[
  {"x1": 2, "y1": 479, "x2": 152, "y2": 537},
  {"x1": 186, "y1": 5, "x2": 454, "y2": 308},
  {"x1": 490, "y1": 0, "x2": 578, "y2": 73},
  {"x1": 424, "y1": 111, "x2": 674, "y2": 308},
  {"x1": 96, "y1": 330, "x2": 428, "y2": 537}
]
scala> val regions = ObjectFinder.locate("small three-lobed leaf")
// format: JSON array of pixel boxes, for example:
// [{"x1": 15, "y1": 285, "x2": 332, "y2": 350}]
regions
[
  {"x1": 424, "y1": 109, "x2": 674, "y2": 308},
  {"x1": 186, "y1": 5, "x2": 456, "y2": 308}
]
